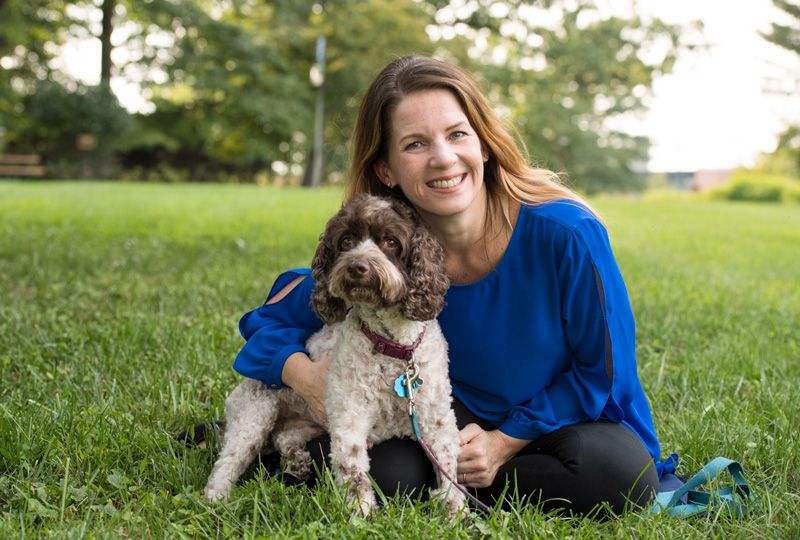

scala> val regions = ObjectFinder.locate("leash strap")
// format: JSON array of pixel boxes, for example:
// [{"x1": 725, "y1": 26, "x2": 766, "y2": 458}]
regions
[
  {"x1": 392, "y1": 344, "x2": 491, "y2": 511},
  {"x1": 650, "y1": 457, "x2": 755, "y2": 517},
  {"x1": 409, "y1": 412, "x2": 492, "y2": 512}
]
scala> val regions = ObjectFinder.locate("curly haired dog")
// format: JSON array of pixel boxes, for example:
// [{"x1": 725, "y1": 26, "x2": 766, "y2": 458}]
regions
[{"x1": 205, "y1": 194, "x2": 465, "y2": 517}]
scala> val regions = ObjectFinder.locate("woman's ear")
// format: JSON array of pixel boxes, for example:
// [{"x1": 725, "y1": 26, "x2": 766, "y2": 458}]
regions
[{"x1": 373, "y1": 160, "x2": 394, "y2": 188}]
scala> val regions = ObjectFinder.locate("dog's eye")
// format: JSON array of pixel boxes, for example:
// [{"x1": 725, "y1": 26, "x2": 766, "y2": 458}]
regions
[
  {"x1": 381, "y1": 237, "x2": 399, "y2": 251},
  {"x1": 339, "y1": 235, "x2": 355, "y2": 251}
]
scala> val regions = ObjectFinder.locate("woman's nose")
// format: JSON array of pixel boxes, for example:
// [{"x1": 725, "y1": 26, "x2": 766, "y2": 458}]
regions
[{"x1": 428, "y1": 141, "x2": 457, "y2": 168}]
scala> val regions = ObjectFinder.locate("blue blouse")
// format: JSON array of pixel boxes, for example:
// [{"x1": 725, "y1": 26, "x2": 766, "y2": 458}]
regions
[{"x1": 233, "y1": 200, "x2": 673, "y2": 476}]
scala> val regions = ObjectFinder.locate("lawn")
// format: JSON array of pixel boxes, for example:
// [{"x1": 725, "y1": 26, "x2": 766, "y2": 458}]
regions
[{"x1": 1, "y1": 181, "x2": 798, "y2": 538}]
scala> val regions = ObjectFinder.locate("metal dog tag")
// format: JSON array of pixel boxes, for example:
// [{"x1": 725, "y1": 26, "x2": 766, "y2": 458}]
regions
[{"x1": 394, "y1": 374, "x2": 422, "y2": 398}]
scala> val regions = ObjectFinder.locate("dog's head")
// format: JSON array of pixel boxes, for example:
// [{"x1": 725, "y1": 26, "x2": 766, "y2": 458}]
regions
[{"x1": 311, "y1": 194, "x2": 449, "y2": 323}]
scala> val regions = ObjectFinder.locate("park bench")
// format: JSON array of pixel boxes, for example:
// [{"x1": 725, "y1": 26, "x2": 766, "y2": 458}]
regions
[{"x1": 0, "y1": 153, "x2": 47, "y2": 177}]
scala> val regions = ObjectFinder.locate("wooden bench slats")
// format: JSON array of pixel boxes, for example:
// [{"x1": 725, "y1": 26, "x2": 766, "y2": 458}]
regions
[
  {"x1": 0, "y1": 165, "x2": 48, "y2": 176},
  {"x1": 0, "y1": 154, "x2": 42, "y2": 165}
]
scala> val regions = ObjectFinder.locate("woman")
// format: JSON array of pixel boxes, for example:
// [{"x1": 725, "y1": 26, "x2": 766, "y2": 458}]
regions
[{"x1": 230, "y1": 56, "x2": 670, "y2": 515}]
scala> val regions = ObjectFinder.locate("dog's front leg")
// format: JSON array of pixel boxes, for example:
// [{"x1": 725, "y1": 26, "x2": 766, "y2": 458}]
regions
[
  {"x1": 417, "y1": 402, "x2": 467, "y2": 517},
  {"x1": 328, "y1": 412, "x2": 376, "y2": 517}
]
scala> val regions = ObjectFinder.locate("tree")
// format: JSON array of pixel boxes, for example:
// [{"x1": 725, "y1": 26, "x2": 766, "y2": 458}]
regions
[
  {"x1": 0, "y1": 0, "x2": 71, "y2": 149},
  {"x1": 424, "y1": 0, "x2": 689, "y2": 193},
  {"x1": 116, "y1": 0, "x2": 435, "y2": 181},
  {"x1": 100, "y1": 0, "x2": 114, "y2": 87},
  {"x1": 761, "y1": 0, "x2": 800, "y2": 176},
  {"x1": 763, "y1": 0, "x2": 800, "y2": 55}
]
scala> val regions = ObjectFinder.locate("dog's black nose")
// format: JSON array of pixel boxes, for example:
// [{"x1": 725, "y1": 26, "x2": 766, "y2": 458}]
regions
[{"x1": 348, "y1": 259, "x2": 370, "y2": 277}]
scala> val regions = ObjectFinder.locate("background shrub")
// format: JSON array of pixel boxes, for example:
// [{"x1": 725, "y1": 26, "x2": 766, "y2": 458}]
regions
[{"x1": 711, "y1": 170, "x2": 800, "y2": 203}]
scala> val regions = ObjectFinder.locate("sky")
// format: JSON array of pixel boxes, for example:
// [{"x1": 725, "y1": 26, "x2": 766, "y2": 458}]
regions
[
  {"x1": 632, "y1": 0, "x2": 799, "y2": 172},
  {"x1": 59, "y1": 0, "x2": 799, "y2": 173}
]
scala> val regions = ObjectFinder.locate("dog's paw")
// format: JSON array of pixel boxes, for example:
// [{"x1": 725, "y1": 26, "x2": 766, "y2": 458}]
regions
[
  {"x1": 284, "y1": 448, "x2": 313, "y2": 480},
  {"x1": 353, "y1": 497, "x2": 376, "y2": 518},
  {"x1": 346, "y1": 487, "x2": 376, "y2": 518},
  {"x1": 205, "y1": 483, "x2": 231, "y2": 502},
  {"x1": 431, "y1": 487, "x2": 469, "y2": 519}
]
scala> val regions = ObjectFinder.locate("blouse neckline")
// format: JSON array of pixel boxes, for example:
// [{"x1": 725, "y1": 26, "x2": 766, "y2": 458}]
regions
[{"x1": 448, "y1": 203, "x2": 528, "y2": 290}]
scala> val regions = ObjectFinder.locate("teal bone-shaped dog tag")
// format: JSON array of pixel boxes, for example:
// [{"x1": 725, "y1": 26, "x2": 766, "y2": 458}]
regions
[{"x1": 394, "y1": 374, "x2": 423, "y2": 398}]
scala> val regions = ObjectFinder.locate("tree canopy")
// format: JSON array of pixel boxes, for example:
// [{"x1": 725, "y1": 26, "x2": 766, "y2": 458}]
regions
[
  {"x1": 760, "y1": 0, "x2": 800, "y2": 176},
  {"x1": 0, "y1": 0, "x2": 692, "y2": 190}
]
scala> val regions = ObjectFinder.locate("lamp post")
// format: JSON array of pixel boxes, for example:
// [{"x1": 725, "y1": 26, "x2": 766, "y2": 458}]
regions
[{"x1": 302, "y1": 36, "x2": 326, "y2": 187}]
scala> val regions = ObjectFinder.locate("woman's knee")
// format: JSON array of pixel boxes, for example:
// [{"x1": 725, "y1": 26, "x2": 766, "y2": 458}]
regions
[
  {"x1": 486, "y1": 421, "x2": 658, "y2": 515},
  {"x1": 569, "y1": 421, "x2": 659, "y2": 514},
  {"x1": 301, "y1": 435, "x2": 435, "y2": 498},
  {"x1": 367, "y1": 438, "x2": 436, "y2": 498}
]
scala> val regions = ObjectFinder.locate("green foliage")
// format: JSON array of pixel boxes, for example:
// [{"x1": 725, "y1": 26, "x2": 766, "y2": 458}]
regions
[
  {"x1": 1, "y1": 182, "x2": 799, "y2": 537},
  {"x1": 118, "y1": 0, "x2": 435, "y2": 181},
  {"x1": 18, "y1": 81, "x2": 132, "y2": 178},
  {"x1": 760, "y1": 2, "x2": 800, "y2": 178},
  {"x1": 430, "y1": 0, "x2": 692, "y2": 193},
  {"x1": 762, "y1": 0, "x2": 800, "y2": 55},
  {"x1": 711, "y1": 169, "x2": 800, "y2": 204},
  {"x1": 0, "y1": 0, "x2": 72, "y2": 143},
  {"x1": 2, "y1": 1, "x2": 693, "y2": 189}
]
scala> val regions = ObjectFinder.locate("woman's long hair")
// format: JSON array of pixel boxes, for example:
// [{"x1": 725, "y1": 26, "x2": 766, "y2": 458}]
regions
[{"x1": 345, "y1": 55, "x2": 600, "y2": 223}]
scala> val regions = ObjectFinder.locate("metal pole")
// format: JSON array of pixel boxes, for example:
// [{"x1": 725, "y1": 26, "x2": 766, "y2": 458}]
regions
[{"x1": 304, "y1": 36, "x2": 326, "y2": 187}]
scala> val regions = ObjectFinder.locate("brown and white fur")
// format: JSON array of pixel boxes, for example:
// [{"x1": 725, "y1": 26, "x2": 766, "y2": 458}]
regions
[{"x1": 205, "y1": 194, "x2": 465, "y2": 517}]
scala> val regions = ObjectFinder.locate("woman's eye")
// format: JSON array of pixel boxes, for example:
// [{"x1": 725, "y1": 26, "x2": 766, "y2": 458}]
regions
[
  {"x1": 404, "y1": 141, "x2": 422, "y2": 151},
  {"x1": 450, "y1": 130, "x2": 467, "y2": 140},
  {"x1": 339, "y1": 236, "x2": 354, "y2": 250}
]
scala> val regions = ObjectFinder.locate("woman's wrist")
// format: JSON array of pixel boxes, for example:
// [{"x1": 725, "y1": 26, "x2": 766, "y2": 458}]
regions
[
  {"x1": 281, "y1": 352, "x2": 312, "y2": 389},
  {"x1": 490, "y1": 429, "x2": 530, "y2": 463}
]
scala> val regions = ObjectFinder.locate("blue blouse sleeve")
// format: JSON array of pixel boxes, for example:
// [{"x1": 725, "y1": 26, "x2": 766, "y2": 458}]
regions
[
  {"x1": 232, "y1": 269, "x2": 323, "y2": 389},
  {"x1": 499, "y1": 217, "x2": 632, "y2": 440}
]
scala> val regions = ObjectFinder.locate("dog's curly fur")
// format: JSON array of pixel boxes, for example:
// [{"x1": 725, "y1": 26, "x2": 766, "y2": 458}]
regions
[{"x1": 205, "y1": 194, "x2": 465, "y2": 517}]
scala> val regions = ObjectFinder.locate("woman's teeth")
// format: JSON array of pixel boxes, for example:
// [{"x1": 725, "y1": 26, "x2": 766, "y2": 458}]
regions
[{"x1": 428, "y1": 175, "x2": 462, "y2": 189}]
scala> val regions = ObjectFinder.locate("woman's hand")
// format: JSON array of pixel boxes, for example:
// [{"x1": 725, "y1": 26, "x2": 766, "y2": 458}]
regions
[
  {"x1": 281, "y1": 352, "x2": 332, "y2": 426},
  {"x1": 457, "y1": 424, "x2": 530, "y2": 488}
]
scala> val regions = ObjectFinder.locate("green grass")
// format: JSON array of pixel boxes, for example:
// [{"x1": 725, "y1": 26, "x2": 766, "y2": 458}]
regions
[{"x1": 1, "y1": 181, "x2": 798, "y2": 538}]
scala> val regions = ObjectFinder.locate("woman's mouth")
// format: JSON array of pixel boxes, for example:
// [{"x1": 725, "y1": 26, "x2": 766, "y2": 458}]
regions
[{"x1": 427, "y1": 174, "x2": 465, "y2": 190}]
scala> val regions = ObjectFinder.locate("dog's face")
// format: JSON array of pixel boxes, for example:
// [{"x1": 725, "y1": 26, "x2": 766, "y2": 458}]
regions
[{"x1": 311, "y1": 194, "x2": 449, "y2": 323}]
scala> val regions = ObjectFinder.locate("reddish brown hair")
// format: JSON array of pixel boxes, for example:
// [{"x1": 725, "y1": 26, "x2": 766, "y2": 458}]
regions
[{"x1": 346, "y1": 56, "x2": 600, "y2": 222}]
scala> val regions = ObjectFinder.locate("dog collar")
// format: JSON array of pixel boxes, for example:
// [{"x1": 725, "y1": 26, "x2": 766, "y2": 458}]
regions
[{"x1": 360, "y1": 322, "x2": 427, "y2": 361}]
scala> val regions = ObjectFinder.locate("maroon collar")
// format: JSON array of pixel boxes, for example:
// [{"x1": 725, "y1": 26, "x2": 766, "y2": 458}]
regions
[{"x1": 360, "y1": 322, "x2": 426, "y2": 361}]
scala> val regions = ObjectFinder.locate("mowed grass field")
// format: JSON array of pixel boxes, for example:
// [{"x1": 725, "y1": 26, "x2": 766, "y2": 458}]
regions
[{"x1": 1, "y1": 181, "x2": 798, "y2": 538}]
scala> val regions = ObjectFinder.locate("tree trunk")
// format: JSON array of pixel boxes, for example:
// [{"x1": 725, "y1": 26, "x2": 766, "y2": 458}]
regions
[{"x1": 100, "y1": 0, "x2": 114, "y2": 87}]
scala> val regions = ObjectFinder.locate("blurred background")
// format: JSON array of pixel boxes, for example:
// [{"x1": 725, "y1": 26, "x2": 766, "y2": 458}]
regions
[{"x1": 1, "y1": 0, "x2": 798, "y2": 201}]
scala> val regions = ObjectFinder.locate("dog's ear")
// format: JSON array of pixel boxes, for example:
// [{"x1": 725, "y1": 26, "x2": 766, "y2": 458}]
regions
[
  {"x1": 311, "y1": 223, "x2": 348, "y2": 324},
  {"x1": 401, "y1": 220, "x2": 449, "y2": 321}
]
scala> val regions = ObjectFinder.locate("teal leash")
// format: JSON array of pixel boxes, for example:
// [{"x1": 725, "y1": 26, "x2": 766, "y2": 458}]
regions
[
  {"x1": 396, "y1": 366, "x2": 492, "y2": 513},
  {"x1": 650, "y1": 457, "x2": 756, "y2": 517}
]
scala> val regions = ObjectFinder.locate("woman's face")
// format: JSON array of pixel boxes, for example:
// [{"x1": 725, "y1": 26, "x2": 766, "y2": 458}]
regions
[{"x1": 376, "y1": 89, "x2": 487, "y2": 222}]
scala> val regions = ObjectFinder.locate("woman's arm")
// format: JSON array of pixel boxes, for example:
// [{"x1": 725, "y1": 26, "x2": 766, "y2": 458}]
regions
[
  {"x1": 233, "y1": 270, "x2": 328, "y2": 421},
  {"x1": 281, "y1": 351, "x2": 331, "y2": 425},
  {"x1": 498, "y1": 218, "x2": 631, "y2": 441}
]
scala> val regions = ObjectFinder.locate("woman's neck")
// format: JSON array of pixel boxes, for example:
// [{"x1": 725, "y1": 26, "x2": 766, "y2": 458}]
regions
[{"x1": 423, "y1": 192, "x2": 520, "y2": 284}]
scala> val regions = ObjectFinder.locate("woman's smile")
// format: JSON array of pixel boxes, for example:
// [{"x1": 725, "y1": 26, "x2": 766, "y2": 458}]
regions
[{"x1": 427, "y1": 173, "x2": 466, "y2": 191}]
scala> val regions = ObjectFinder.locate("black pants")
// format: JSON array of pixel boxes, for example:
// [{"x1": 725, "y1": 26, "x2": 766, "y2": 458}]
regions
[{"x1": 264, "y1": 399, "x2": 658, "y2": 516}]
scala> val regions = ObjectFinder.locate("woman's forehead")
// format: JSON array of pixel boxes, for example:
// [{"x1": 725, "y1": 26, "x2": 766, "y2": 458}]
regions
[{"x1": 390, "y1": 89, "x2": 469, "y2": 135}]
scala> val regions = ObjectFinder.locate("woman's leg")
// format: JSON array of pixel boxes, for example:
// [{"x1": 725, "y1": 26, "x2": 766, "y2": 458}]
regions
[
  {"x1": 486, "y1": 422, "x2": 657, "y2": 515},
  {"x1": 302, "y1": 434, "x2": 436, "y2": 499},
  {"x1": 452, "y1": 400, "x2": 657, "y2": 515}
]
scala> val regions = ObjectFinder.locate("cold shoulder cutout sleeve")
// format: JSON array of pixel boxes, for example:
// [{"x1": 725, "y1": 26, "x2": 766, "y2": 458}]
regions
[{"x1": 232, "y1": 269, "x2": 323, "y2": 389}]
